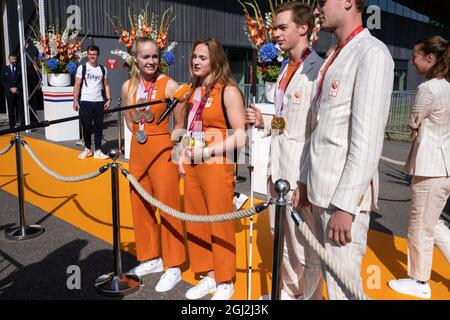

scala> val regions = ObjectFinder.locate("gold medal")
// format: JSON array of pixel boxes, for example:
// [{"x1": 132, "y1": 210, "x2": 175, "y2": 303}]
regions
[
  {"x1": 271, "y1": 116, "x2": 287, "y2": 132},
  {"x1": 181, "y1": 136, "x2": 195, "y2": 149}
]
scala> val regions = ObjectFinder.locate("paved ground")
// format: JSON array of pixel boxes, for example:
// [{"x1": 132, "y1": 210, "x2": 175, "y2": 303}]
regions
[{"x1": 0, "y1": 112, "x2": 448, "y2": 300}]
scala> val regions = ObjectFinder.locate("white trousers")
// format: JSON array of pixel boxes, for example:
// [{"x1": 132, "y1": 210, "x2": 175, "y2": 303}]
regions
[
  {"x1": 310, "y1": 205, "x2": 370, "y2": 300},
  {"x1": 408, "y1": 176, "x2": 450, "y2": 281}
]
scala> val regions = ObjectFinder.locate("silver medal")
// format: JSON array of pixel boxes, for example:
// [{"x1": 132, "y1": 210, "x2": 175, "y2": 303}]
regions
[{"x1": 136, "y1": 130, "x2": 148, "y2": 144}]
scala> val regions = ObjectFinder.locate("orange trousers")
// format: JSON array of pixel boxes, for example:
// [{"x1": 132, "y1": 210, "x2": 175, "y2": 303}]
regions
[
  {"x1": 184, "y1": 162, "x2": 236, "y2": 282},
  {"x1": 129, "y1": 134, "x2": 185, "y2": 267}
]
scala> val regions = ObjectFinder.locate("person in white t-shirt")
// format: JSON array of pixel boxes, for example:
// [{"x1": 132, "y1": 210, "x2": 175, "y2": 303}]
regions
[{"x1": 73, "y1": 45, "x2": 111, "y2": 159}]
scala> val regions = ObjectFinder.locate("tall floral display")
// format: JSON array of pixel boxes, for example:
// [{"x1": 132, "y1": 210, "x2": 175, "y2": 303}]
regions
[
  {"x1": 32, "y1": 25, "x2": 86, "y2": 86},
  {"x1": 108, "y1": 3, "x2": 177, "y2": 74},
  {"x1": 239, "y1": 0, "x2": 320, "y2": 102}
]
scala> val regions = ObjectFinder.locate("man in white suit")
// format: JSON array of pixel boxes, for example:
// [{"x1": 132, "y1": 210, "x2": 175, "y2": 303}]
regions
[
  {"x1": 246, "y1": 2, "x2": 324, "y2": 300},
  {"x1": 294, "y1": 0, "x2": 394, "y2": 300}
]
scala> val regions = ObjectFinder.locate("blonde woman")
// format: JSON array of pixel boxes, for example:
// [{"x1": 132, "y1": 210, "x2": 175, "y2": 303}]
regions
[{"x1": 121, "y1": 37, "x2": 186, "y2": 293}]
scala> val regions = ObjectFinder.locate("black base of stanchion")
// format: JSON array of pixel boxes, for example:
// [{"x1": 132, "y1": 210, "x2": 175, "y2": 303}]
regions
[
  {"x1": 235, "y1": 175, "x2": 247, "y2": 183},
  {"x1": 94, "y1": 273, "x2": 142, "y2": 296},
  {"x1": 5, "y1": 225, "x2": 44, "y2": 241}
]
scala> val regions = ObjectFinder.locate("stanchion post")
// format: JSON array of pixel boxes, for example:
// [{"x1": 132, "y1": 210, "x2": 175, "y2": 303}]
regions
[
  {"x1": 94, "y1": 148, "x2": 141, "y2": 296},
  {"x1": 5, "y1": 133, "x2": 44, "y2": 241},
  {"x1": 270, "y1": 179, "x2": 290, "y2": 300},
  {"x1": 116, "y1": 97, "x2": 123, "y2": 153}
]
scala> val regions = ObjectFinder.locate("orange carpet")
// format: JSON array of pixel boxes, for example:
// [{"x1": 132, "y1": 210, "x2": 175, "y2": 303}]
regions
[{"x1": 0, "y1": 134, "x2": 448, "y2": 300}]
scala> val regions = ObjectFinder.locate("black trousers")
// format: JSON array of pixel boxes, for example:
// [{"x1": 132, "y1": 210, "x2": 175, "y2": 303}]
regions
[
  {"x1": 79, "y1": 101, "x2": 104, "y2": 150},
  {"x1": 6, "y1": 94, "x2": 24, "y2": 128}
]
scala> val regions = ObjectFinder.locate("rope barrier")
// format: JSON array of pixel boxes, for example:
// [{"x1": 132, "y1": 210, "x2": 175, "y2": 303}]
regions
[
  {"x1": 289, "y1": 205, "x2": 370, "y2": 300},
  {"x1": 0, "y1": 140, "x2": 14, "y2": 156},
  {"x1": 380, "y1": 155, "x2": 406, "y2": 167},
  {"x1": 22, "y1": 141, "x2": 109, "y2": 182},
  {"x1": 124, "y1": 169, "x2": 269, "y2": 223},
  {"x1": 126, "y1": 167, "x2": 369, "y2": 299}
]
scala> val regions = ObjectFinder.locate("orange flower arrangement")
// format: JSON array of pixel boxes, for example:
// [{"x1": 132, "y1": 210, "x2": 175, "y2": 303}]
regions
[{"x1": 107, "y1": 2, "x2": 176, "y2": 72}]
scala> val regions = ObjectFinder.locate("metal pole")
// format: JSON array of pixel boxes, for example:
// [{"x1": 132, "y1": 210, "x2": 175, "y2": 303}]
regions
[
  {"x1": 271, "y1": 179, "x2": 290, "y2": 300},
  {"x1": 5, "y1": 133, "x2": 44, "y2": 240},
  {"x1": 17, "y1": 0, "x2": 30, "y2": 128},
  {"x1": 38, "y1": 0, "x2": 47, "y2": 87},
  {"x1": 94, "y1": 149, "x2": 141, "y2": 296},
  {"x1": 116, "y1": 97, "x2": 123, "y2": 153}
]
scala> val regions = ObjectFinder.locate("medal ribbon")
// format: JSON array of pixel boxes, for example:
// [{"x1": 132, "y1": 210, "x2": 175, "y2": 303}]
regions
[
  {"x1": 187, "y1": 87, "x2": 210, "y2": 133},
  {"x1": 314, "y1": 26, "x2": 364, "y2": 109},
  {"x1": 275, "y1": 47, "x2": 312, "y2": 117},
  {"x1": 137, "y1": 78, "x2": 155, "y2": 131}
]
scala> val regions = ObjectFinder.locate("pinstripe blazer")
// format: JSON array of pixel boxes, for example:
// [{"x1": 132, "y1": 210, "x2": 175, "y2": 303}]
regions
[
  {"x1": 301, "y1": 29, "x2": 395, "y2": 215},
  {"x1": 260, "y1": 50, "x2": 324, "y2": 188},
  {"x1": 405, "y1": 78, "x2": 450, "y2": 177}
]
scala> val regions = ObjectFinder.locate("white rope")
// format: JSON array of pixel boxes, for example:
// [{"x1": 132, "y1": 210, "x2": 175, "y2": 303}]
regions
[
  {"x1": 0, "y1": 142, "x2": 13, "y2": 156},
  {"x1": 126, "y1": 172, "x2": 260, "y2": 223},
  {"x1": 380, "y1": 155, "x2": 406, "y2": 167},
  {"x1": 23, "y1": 143, "x2": 107, "y2": 182}
]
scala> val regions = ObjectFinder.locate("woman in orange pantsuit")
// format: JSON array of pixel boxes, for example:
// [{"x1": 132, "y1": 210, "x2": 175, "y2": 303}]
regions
[
  {"x1": 121, "y1": 37, "x2": 186, "y2": 293},
  {"x1": 178, "y1": 38, "x2": 247, "y2": 300}
]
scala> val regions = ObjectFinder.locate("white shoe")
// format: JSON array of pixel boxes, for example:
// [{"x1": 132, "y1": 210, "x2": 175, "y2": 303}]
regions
[
  {"x1": 388, "y1": 278, "x2": 431, "y2": 299},
  {"x1": 130, "y1": 258, "x2": 164, "y2": 277},
  {"x1": 94, "y1": 149, "x2": 109, "y2": 159},
  {"x1": 155, "y1": 268, "x2": 182, "y2": 293},
  {"x1": 78, "y1": 149, "x2": 93, "y2": 159},
  {"x1": 186, "y1": 276, "x2": 216, "y2": 300},
  {"x1": 211, "y1": 282, "x2": 234, "y2": 300}
]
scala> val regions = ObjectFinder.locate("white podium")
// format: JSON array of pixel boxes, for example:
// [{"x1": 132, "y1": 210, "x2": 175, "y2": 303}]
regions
[
  {"x1": 251, "y1": 103, "x2": 275, "y2": 195},
  {"x1": 42, "y1": 86, "x2": 80, "y2": 142}
]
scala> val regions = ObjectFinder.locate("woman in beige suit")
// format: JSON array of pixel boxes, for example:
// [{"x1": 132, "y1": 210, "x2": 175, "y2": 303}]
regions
[{"x1": 389, "y1": 35, "x2": 450, "y2": 299}]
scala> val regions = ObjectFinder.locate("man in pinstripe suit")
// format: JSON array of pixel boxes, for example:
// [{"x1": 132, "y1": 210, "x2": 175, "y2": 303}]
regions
[
  {"x1": 246, "y1": 2, "x2": 324, "y2": 300},
  {"x1": 294, "y1": 0, "x2": 394, "y2": 299}
]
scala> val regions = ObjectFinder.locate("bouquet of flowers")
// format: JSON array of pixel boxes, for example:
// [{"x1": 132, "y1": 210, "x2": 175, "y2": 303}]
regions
[
  {"x1": 108, "y1": 2, "x2": 177, "y2": 74},
  {"x1": 239, "y1": 0, "x2": 320, "y2": 82},
  {"x1": 31, "y1": 25, "x2": 86, "y2": 75}
]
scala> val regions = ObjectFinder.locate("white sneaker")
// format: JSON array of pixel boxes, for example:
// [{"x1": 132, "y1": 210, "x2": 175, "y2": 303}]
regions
[
  {"x1": 78, "y1": 149, "x2": 93, "y2": 159},
  {"x1": 155, "y1": 268, "x2": 182, "y2": 293},
  {"x1": 130, "y1": 258, "x2": 164, "y2": 277},
  {"x1": 388, "y1": 278, "x2": 431, "y2": 299},
  {"x1": 211, "y1": 282, "x2": 234, "y2": 300},
  {"x1": 94, "y1": 149, "x2": 109, "y2": 159},
  {"x1": 186, "y1": 276, "x2": 216, "y2": 300}
]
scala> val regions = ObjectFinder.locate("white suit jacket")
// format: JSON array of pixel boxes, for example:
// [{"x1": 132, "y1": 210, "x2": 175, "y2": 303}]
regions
[
  {"x1": 301, "y1": 29, "x2": 394, "y2": 215},
  {"x1": 260, "y1": 50, "x2": 324, "y2": 189},
  {"x1": 405, "y1": 78, "x2": 450, "y2": 177}
]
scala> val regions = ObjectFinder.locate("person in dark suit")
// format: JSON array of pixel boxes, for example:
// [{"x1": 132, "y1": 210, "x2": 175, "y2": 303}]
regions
[{"x1": 1, "y1": 53, "x2": 24, "y2": 127}]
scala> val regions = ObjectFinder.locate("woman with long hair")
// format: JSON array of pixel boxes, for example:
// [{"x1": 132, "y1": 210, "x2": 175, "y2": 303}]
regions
[
  {"x1": 179, "y1": 38, "x2": 247, "y2": 300},
  {"x1": 121, "y1": 37, "x2": 186, "y2": 293},
  {"x1": 389, "y1": 35, "x2": 450, "y2": 299}
]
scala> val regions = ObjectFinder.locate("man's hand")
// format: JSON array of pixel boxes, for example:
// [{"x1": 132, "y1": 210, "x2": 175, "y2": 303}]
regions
[
  {"x1": 246, "y1": 105, "x2": 264, "y2": 129},
  {"x1": 104, "y1": 99, "x2": 111, "y2": 110},
  {"x1": 73, "y1": 101, "x2": 79, "y2": 112},
  {"x1": 328, "y1": 210, "x2": 354, "y2": 247},
  {"x1": 292, "y1": 183, "x2": 310, "y2": 210}
]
